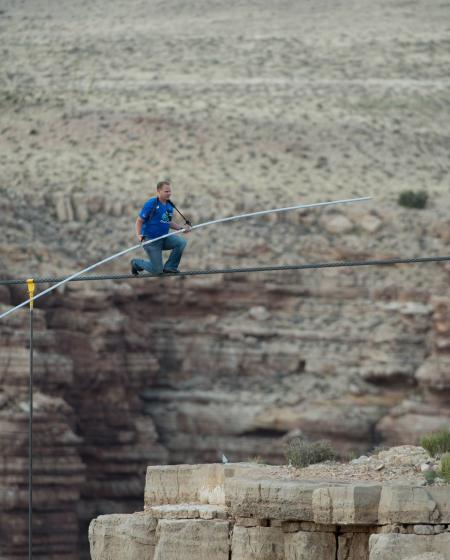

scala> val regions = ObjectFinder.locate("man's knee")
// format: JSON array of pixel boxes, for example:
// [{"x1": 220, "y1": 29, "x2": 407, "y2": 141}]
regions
[{"x1": 178, "y1": 237, "x2": 187, "y2": 250}]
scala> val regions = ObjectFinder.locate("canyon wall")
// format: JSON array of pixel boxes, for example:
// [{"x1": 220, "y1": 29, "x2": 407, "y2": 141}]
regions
[
  {"x1": 89, "y1": 462, "x2": 450, "y2": 560},
  {"x1": 1, "y1": 202, "x2": 450, "y2": 557}
]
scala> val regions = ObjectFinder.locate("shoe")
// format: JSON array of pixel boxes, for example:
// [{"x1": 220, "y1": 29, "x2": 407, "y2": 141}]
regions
[
  {"x1": 130, "y1": 260, "x2": 142, "y2": 276},
  {"x1": 163, "y1": 268, "x2": 180, "y2": 274}
]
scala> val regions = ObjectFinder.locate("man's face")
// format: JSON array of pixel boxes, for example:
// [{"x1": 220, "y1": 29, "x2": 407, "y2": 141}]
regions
[{"x1": 159, "y1": 184, "x2": 172, "y2": 201}]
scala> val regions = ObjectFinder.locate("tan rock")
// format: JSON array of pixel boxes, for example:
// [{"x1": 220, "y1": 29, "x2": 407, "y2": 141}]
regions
[
  {"x1": 89, "y1": 512, "x2": 157, "y2": 560},
  {"x1": 154, "y1": 519, "x2": 230, "y2": 560},
  {"x1": 312, "y1": 485, "x2": 382, "y2": 525},
  {"x1": 284, "y1": 530, "x2": 336, "y2": 560},
  {"x1": 369, "y1": 533, "x2": 450, "y2": 560},
  {"x1": 338, "y1": 532, "x2": 370, "y2": 560},
  {"x1": 149, "y1": 503, "x2": 228, "y2": 520},
  {"x1": 321, "y1": 214, "x2": 354, "y2": 234},
  {"x1": 227, "y1": 476, "x2": 327, "y2": 521},
  {"x1": 378, "y1": 486, "x2": 450, "y2": 524},
  {"x1": 145, "y1": 464, "x2": 225, "y2": 507},
  {"x1": 416, "y1": 356, "x2": 450, "y2": 391},
  {"x1": 72, "y1": 193, "x2": 90, "y2": 222},
  {"x1": 231, "y1": 526, "x2": 284, "y2": 560},
  {"x1": 360, "y1": 214, "x2": 383, "y2": 233},
  {"x1": 52, "y1": 193, "x2": 75, "y2": 222}
]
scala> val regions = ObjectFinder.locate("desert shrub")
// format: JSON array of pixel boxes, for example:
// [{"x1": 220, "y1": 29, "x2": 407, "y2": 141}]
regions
[
  {"x1": 420, "y1": 427, "x2": 450, "y2": 457},
  {"x1": 397, "y1": 190, "x2": 428, "y2": 209},
  {"x1": 286, "y1": 437, "x2": 338, "y2": 468},
  {"x1": 439, "y1": 453, "x2": 450, "y2": 482},
  {"x1": 247, "y1": 456, "x2": 264, "y2": 464}
]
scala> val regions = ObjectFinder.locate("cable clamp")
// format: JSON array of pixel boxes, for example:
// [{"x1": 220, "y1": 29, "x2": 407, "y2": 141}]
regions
[{"x1": 26, "y1": 278, "x2": 35, "y2": 310}]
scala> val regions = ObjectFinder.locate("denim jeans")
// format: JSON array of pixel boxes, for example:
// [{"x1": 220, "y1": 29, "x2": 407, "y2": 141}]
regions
[{"x1": 132, "y1": 235, "x2": 187, "y2": 274}]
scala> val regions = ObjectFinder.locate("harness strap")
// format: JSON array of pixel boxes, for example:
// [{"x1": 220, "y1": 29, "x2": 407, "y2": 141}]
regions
[{"x1": 145, "y1": 198, "x2": 192, "y2": 227}]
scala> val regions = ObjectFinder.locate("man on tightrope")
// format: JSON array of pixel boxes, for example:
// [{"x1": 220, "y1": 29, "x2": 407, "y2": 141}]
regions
[{"x1": 131, "y1": 180, "x2": 191, "y2": 276}]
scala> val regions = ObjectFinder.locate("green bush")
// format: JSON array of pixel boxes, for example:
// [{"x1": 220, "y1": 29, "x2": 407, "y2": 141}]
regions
[
  {"x1": 420, "y1": 427, "x2": 450, "y2": 457},
  {"x1": 439, "y1": 453, "x2": 450, "y2": 482},
  {"x1": 286, "y1": 437, "x2": 338, "y2": 468},
  {"x1": 397, "y1": 190, "x2": 428, "y2": 209}
]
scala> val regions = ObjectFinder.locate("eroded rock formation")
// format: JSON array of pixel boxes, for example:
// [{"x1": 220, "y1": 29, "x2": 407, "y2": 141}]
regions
[
  {"x1": 1, "y1": 203, "x2": 450, "y2": 557},
  {"x1": 89, "y1": 461, "x2": 450, "y2": 560}
]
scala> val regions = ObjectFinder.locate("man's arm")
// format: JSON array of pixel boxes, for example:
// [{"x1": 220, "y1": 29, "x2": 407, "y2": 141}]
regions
[
  {"x1": 135, "y1": 217, "x2": 144, "y2": 241},
  {"x1": 170, "y1": 222, "x2": 191, "y2": 233}
]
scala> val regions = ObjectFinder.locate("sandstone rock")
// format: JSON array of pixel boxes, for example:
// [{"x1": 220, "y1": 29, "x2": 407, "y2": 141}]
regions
[
  {"x1": 369, "y1": 533, "x2": 450, "y2": 560},
  {"x1": 284, "y1": 530, "x2": 336, "y2": 560},
  {"x1": 312, "y1": 484, "x2": 381, "y2": 525},
  {"x1": 53, "y1": 193, "x2": 75, "y2": 222},
  {"x1": 231, "y1": 526, "x2": 284, "y2": 560},
  {"x1": 154, "y1": 519, "x2": 230, "y2": 560},
  {"x1": 378, "y1": 486, "x2": 450, "y2": 524},
  {"x1": 89, "y1": 512, "x2": 157, "y2": 560},
  {"x1": 72, "y1": 193, "x2": 90, "y2": 222},
  {"x1": 376, "y1": 412, "x2": 450, "y2": 445},
  {"x1": 416, "y1": 356, "x2": 450, "y2": 391},
  {"x1": 145, "y1": 464, "x2": 225, "y2": 507},
  {"x1": 414, "y1": 525, "x2": 436, "y2": 535},
  {"x1": 360, "y1": 214, "x2": 383, "y2": 233},
  {"x1": 321, "y1": 214, "x2": 354, "y2": 234},
  {"x1": 226, "y1": 476, "x2": 327, "y2": 521},
  {"x1": 338, "y1": 532, "x2": 371, "y2": 560},
  {"x1": 149, "y1": 503, "x2": 228, "y2": 520},
  {"x1": 248, "y1": 305, "x2": 271, "y2": 321}
]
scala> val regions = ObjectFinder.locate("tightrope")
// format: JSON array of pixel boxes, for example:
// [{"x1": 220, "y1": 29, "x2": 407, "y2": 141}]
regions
[
  {"x1": 0, "y1": 196, "x2": 370, "y2": 320},
  {"x1": 1, "y1": 254, "x2": 449, "y2": 287}
]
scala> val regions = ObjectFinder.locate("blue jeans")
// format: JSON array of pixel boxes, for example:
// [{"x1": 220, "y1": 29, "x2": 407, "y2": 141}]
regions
[{"x1": 132, "y1": 235, "x2": 187, "y2": 274}]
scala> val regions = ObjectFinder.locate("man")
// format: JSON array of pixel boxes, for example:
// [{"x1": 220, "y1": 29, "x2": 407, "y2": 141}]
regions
[{"x1": 131, "y1": 180, "x2": 190, "y2": 276}]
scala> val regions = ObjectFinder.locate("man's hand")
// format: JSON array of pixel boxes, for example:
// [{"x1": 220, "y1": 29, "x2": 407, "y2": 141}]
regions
[{"x1": 137, "y1": 234, "x2": 144, "y2": 242}]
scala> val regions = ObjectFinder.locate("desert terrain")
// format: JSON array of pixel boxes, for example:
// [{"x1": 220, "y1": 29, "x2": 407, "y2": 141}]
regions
[{"x1": 1, "y1": 0, "x2": 450, "y2": 557}]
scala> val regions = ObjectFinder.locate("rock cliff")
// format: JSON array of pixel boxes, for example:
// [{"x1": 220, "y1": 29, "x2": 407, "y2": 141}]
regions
[
  {"x1": 2, "y1": 198, "x2": 450, "y2": 556},
  {"x1": 2, "y1": 0, "x2": 450, "y2": 556},
  {"x1": 1, "y1": 202, "x2": 450, "y2": 556},
  {"x1": 89, "y1": 457, "x2": 450, "y2": 560}
]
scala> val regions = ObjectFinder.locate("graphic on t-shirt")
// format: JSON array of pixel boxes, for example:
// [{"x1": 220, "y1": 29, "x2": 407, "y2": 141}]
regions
[{"x1": 161, "y1": 210, "x2": 171, "y2": 223}]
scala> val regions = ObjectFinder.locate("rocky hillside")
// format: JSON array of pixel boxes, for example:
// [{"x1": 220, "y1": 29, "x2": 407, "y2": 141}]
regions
[
  {"x1": 1, "y1": 0, "x2": 450, "y2": 557},
  {"x1": 1, "y1": 200, "x2": 450, "y2": 557},
  {"x1": 89, "y1": 450, "x2": 450, "y2": 560}
]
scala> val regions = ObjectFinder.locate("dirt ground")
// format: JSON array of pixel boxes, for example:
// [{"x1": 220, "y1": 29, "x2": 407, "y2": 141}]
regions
[{"x1": 1, "y1": 0, "x2": 450, "y2": 273}]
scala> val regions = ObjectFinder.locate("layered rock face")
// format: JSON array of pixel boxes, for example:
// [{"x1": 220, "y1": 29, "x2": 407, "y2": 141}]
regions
[
  {"x1": 2, "y1": 202, "x2": 450, "y2": 556},
  {"x1": 0, "y1": 302, "x2": 85, "y2": 558},
  {"x1": 89, "y1": 462, "x2": 450, "y2": 560}
]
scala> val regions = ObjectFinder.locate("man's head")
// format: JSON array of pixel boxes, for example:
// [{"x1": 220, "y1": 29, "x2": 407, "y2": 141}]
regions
[{"x1": 157, "y1": 180, "x2": 172, "y2": 202}]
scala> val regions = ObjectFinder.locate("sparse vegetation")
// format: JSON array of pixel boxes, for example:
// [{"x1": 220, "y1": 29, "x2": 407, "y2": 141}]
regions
[
  {"x1": 286, "y1": 437, "x2": 338, "y2": 468},
  {"x1": 420, "y1": 427, "x2": 450, "y2": 457},
  {"x1": 439, "y1": 453, "x2": 450, "y2": 482},
  {"x1": 397, "y1": 190, "x2": 428, "y2": 209},
  {"x1": 247, "y1": 455, "x2": 264, "y2": 464}
]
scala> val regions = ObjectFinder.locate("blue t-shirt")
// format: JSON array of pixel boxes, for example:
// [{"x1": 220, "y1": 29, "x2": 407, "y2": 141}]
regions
[{"x1": 139, "y1": 197, "x2": 173, "y2": 239}]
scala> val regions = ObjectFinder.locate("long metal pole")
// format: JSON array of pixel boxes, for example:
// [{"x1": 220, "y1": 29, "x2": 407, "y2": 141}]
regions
[
  {"x1": 26, "y1": 279, "x2": 35, "y2": 560},
  {"x1": 0, "y1": 196, "x2": 371, "y2": 320}
]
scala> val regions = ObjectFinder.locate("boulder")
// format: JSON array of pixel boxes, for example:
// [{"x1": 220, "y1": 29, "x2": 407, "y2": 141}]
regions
[
  {"x1": 89, "y1": 513, "x2": 157, "y2": 560},
  {"x1": 231, "y1": 526, "x2": 285, "y2": 560},
  {"x1": 312, "y1": 485, "x2": 382, "y2": 525},
  {"x1": 369, "y1": 533, "x2": 450, "y2": 560},
  {"x1": 154, "y1": 519, "x2": 230, "y2": 560},
  {"x1": 285, "y1": 530, "x2": 336, "y2": 560},
  {"x1": 378, "y1": 486, "x2": 450, "y2": 524}
]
